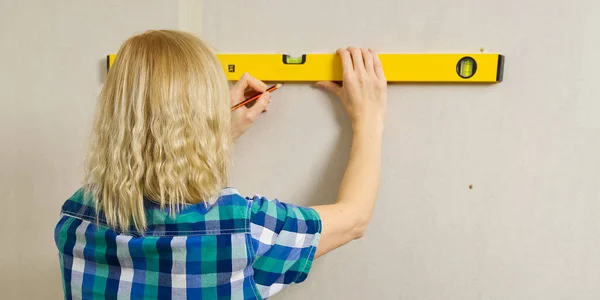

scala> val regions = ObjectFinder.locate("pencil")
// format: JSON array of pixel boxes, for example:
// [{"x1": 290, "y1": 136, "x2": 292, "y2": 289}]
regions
[{"x1": 230, "y1": 83, "x2": 283, "y2": 111}]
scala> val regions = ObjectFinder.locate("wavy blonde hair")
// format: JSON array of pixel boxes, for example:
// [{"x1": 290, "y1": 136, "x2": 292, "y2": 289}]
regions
[{"x1": 85, "y1": 30, "x2": 231, "y2": 232}]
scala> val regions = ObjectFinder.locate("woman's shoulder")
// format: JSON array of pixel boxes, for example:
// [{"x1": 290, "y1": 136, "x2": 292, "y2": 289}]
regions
[
  {"x1": 214, "y1": 188, "x2": 319, "y2": 223},
  {"x1": 214, "y1": 188, "x2": 283, "y2": 209}
]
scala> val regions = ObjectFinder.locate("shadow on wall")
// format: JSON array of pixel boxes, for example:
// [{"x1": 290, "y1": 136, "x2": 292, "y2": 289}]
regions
[
  {"x1": 305, "y1": 90, "x2": 353, "y2": 207},
  {"x1": 98, "y1": 58, "x2": 107, "y2": 84}
]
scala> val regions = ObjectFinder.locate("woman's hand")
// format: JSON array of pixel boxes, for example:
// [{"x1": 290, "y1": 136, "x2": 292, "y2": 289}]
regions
[
  {"x1": 230, "y1": 73, "x2": 272, "y2": 139},
  {"x1": 316, "y1": 47, "x2": 387, "y2": 132}
]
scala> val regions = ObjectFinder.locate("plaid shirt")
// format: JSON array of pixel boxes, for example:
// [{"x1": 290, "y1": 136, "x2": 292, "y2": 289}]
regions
[{"x1": 54, "y1": 188, "x2": 321, "y2": 299}]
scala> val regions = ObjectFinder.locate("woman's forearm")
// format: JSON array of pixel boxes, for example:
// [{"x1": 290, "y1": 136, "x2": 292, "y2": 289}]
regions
[
  {"x1": 336, "y1": 125, "x2": 383, "y2": 237},
  {"x1": 312, "y1": 125, "x2": 383, "y2": 258}
]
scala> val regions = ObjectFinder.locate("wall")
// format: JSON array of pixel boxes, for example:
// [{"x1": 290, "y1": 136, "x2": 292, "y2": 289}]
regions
[
  {"x1": 3, "y1": 0, "x2": 600, "y2": 299},
  {"x1": 204, "y1": 0, "x2": 600, "y2": 299},
  {"x1": 0, "y1": 1, "x2": 182, "y2": 298}
]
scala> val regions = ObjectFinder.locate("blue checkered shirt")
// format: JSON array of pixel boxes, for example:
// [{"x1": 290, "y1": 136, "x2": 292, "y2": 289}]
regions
[{"x1": 54, "y1": 188, "x2": 322, "y2": 299}]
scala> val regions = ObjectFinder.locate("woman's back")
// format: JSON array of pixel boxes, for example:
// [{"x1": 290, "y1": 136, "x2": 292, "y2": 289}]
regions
[
  {"x1": 54, "y1": 29, "x2": 388, "y2": 299},
  {"x1": 55, "y1": 188, "x2": 320, "y2": 299}
]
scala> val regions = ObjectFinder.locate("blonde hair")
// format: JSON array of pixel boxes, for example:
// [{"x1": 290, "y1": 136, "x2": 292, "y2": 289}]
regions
[{"x1": 85, "y1": 30, "x2": 231, "y2": 232}]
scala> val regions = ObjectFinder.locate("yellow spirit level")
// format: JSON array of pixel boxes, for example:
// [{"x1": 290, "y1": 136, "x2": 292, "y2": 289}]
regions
[{"x1": 107, "y1": 53, "x2": 504, "y2": 83}]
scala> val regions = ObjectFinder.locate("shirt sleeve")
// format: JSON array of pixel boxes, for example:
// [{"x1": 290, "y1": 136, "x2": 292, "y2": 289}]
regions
[{"x1": 248, "y1": 195, "x2": 322, "y2": 298}]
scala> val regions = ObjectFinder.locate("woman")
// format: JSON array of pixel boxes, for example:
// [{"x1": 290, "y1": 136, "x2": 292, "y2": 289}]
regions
[{"x1": 54, "y1": 30, "x2": 387, "y2": 299}]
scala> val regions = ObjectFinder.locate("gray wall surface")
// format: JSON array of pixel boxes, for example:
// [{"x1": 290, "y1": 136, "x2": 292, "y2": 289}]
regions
[
  {"x1": 204, "y1": 0, "x2": 600, "y2": 299},
  {"x1": 3, "y1": 0, "x2": 600, "y2": 299},
  {"x1": 0, "y1": 1, "x2": 180, "y2": 298}
]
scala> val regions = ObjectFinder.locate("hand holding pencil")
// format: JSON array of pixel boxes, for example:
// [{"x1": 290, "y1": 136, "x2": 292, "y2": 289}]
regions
[
  {"x1": 229, "y1": 73, "x2": 282, "y2": 139},
  {"x1": 231, "y1": 83, "x2": 282, "y2": 111}
]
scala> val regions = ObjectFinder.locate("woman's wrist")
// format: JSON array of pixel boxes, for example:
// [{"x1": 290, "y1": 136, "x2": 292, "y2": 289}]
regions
[{"x1": 352, "y1": 118, "x2": 385, "y2": 137}]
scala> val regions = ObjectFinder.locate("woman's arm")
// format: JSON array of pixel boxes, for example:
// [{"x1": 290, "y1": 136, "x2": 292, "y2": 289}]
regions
[{"x1": 312, "y1": 47, "x2": 388, "y2": 258}]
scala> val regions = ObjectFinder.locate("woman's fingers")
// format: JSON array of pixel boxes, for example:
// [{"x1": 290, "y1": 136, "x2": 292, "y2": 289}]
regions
[
  {"x1": 337, "y1": 48, "x2": 353, "y2": 75},
  {"x1": 370, "y1": 49, "x2": 385, "y2": 80},
  {"x1": 316, "y1": 81, "x2": 342, "y2": 96},
  {"x1": 348, "y1": 47, "x2": 365, "y2": 72},
  {"x1": 233, "y1": 73, "x2": 267, "y2": 95},
  {"x1": 244, "y1": 92, "x2": 271, "y2": 121},
  {"x1": 362, "y1": 48, "x2": 374, "y2": 74}
]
